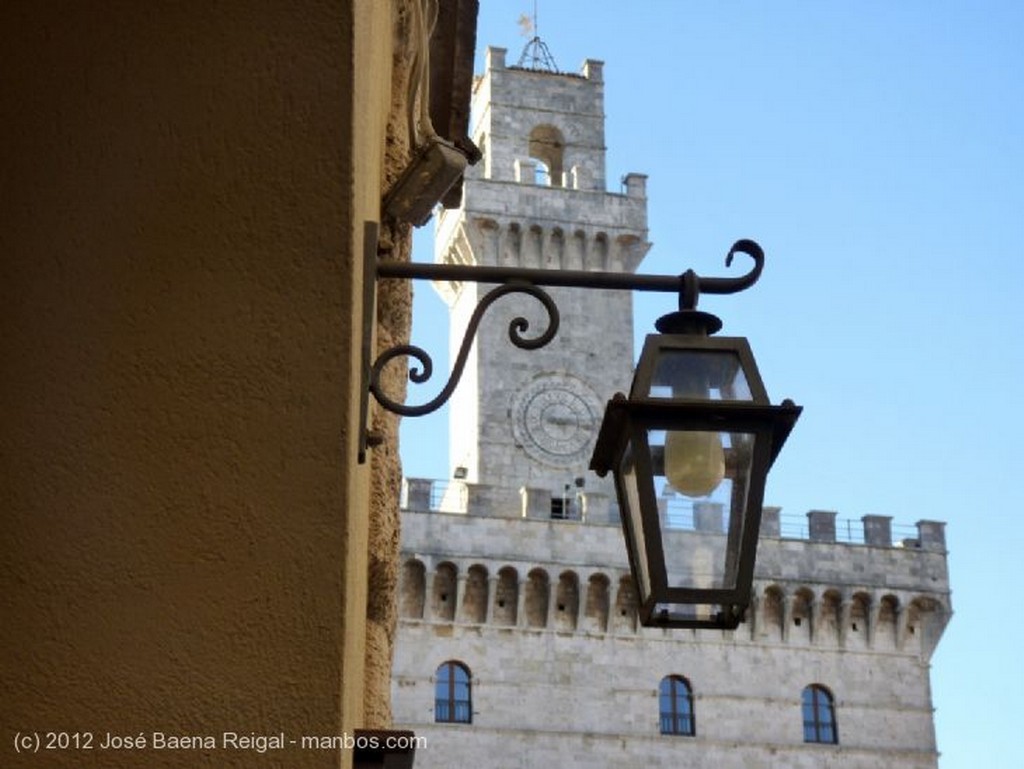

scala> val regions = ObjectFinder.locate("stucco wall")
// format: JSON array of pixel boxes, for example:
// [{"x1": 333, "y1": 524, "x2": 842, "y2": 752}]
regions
[{"x1": 1, "y1": 1, "x2": 402, "y2": 766}]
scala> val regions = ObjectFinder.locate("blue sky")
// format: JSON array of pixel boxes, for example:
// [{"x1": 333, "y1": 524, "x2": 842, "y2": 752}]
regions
[{"x1": 398, "y1": 3, "x2": 1024, "y2": 766}]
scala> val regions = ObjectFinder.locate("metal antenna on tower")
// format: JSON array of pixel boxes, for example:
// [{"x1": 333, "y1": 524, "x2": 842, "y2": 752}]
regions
[{"x1": 516, "y1": 1, "x2": 559, "y2": 72}]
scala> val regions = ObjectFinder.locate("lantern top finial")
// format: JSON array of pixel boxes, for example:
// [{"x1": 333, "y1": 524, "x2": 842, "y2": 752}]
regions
[
  {"x1": 654, "y1": 303, "x2": 723, "y2": 336},
  {"x1": 654, "y1": 240, "x2": 765, "y2": 337}
]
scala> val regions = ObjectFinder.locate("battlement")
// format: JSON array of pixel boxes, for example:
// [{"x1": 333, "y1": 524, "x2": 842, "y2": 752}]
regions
[
  {"x1": 471, "y1": 46, "x2": 610, "y2": 189},
  {"x1": 477, "y1": 45, "x2": 604, "y2": 89},
  {"x1": 398, "y1": 501, "x2": 951, "y2": 660},
  {"x1": 400, "y1": 477, "x2": 951, "y2": 659},
  {"x1": 402, "y1": 477, "x2": 947, "y2": 549},
  {"x1": 436, "y1": 187, "x2": 649, "y2": 266}
]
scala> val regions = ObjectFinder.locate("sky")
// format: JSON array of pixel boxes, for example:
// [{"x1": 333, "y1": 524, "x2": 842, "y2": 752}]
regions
[{"x1": 397, "y1": 3, "x2": 1024, "y2": 766}]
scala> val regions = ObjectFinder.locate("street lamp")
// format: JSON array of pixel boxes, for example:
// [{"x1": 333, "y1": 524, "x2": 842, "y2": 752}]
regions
[
  {"x1": 365, "y1": 238, "x2": 799, "y2": 630},
  {"x1": 589, "y1": 263, "x2": 800, "y2": 629}
]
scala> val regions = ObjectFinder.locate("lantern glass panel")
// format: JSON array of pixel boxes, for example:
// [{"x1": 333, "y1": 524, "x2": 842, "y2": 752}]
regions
[
  {"x1": 617, "y1": 438, "x2": 652, "y2": 599},
  {"x1": 650, "y1": 426, "x2": 757, "y2": 593},
  {"x1": 652, "y1": 600, "x2": 720, "y2": 624},
  {"x1": 642, "y1": 349, "x2": 753, "y2": 402}
]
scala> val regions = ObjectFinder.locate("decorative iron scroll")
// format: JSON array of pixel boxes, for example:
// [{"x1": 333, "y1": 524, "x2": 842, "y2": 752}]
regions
[
  {"x1": 361, "y1": 237, "x2": 765, "y2": 461},
  {"x1": 368, "y1": 281, "x2": 559, "y2": 417}
]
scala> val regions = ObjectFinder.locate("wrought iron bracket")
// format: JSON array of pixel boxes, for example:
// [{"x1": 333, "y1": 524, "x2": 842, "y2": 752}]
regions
[{"x1": 359, "y1": 228, "x2": 765, "y2": 463}]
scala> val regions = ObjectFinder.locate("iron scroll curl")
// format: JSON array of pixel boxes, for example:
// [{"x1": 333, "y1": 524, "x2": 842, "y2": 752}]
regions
[
  {"x1": 368, "y1": 281, "x2": 560, "y2": 417},
  {"x1": 679, "y1": 239, "x2": 764, "y2": 311},
  {"x1": 710, "y1": 238, "x2": 764, "y2": 295}
]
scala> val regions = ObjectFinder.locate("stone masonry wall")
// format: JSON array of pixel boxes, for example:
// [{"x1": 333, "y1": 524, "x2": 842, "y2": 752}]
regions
[{"x1": 392, "y1": 507, "x2": 950, "y2": 769}]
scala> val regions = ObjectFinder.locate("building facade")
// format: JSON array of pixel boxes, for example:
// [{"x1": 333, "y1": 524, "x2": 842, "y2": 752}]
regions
[{"x1": 392, "y1": 47, "x2": 951, "y2": 769}]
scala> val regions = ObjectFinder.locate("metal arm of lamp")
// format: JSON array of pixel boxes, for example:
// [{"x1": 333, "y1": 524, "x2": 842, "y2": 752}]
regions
[{"x1": 359, "y1": 234, "x2": 765, "y2": 462}]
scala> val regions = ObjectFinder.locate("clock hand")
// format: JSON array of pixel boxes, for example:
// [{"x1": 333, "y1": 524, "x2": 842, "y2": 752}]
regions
[{"x1": 546, "y1": 415, "x2": 577, "y2": 426}]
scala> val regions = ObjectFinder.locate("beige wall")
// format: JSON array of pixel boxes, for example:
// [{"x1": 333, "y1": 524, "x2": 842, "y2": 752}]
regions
[{"x1": 2, "y1": 1, "x2": 403, "y2": 766}]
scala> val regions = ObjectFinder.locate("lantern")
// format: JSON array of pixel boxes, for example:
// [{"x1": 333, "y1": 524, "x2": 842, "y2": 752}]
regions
[{"x1": 591, "y1": 305, "x2": 800, "y2": 629}]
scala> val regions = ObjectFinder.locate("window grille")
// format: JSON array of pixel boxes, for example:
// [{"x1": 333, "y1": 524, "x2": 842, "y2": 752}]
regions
[
  {"x1": 659, "y1": 675, "x2": 695, "y2": 736},
  {"x1": 435, "y1": 661, "x2": 472, "y2": 724},
  {"x1": 802, "y1": 684, "x2": 837, "y2": 744}
]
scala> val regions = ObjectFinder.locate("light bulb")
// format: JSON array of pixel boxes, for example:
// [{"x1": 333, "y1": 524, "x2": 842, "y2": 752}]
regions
[{"x1": 664, "y1": 430, "x2": 725, "y2": 497}]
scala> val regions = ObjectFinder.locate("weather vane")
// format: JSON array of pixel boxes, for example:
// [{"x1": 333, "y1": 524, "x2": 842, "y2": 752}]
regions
[{"x1": 516, "y1": 1, "x2": 558, "y2": 72}]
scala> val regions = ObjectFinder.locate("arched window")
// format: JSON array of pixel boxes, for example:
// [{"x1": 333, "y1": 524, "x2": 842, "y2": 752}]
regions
[
  {"x1": 802, "y1": 684, "x2": 837, "y2": 744},
  {"x1": 435, "y1": 661, "x2": 472, "y2": 724},
  {"x1": 528, "y1": 124, "x2": 565, "y2": 187},
  {"x1": 659, "y1": 675, "x2": 695, "y2": 736}
]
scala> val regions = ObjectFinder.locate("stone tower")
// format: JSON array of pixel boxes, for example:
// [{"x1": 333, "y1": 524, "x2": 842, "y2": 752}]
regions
[
  {"x1": 429, "y1": 46, "x2": 649, "y2": 520},
  {"x1": 394, "y1": 47, "x2": 951, "y2": 769}
]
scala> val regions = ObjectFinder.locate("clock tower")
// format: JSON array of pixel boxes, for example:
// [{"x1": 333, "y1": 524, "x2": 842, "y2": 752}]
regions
[
  {"x1": 395, "y1": 43, "x2": 951, "y2": 769},
  {"x1": 432, "y1": 47, "x2": 650, "y2": 520}
]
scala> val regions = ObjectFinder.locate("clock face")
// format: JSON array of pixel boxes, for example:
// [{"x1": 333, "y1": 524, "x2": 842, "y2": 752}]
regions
[{"x1": 511, "y1": 374, "x2": 603, "y2": 467}]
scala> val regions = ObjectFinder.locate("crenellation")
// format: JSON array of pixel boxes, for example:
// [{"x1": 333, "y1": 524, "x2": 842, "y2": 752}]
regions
[
  {"x1": 513, "y1": 156, "x2": 536, "y2": 184},
  {"x1": 402, "y1": 477, "x2": 433, "y2": 511},
  {"x1": 520, "y1": 486, "x2": 550, "y2": 519},
  {"x1": 578, "y1": 489, "x2": 612, "y2": 524},
  {"x1": 485, "y1": 46, "x2": 506, "y2": 71},
  {"x1": 863, "y1": 514, "x2": 894, "y2": 546},
  {"x1": 397, "y1": 509, "x2": 950, "y2": 662},
  {"x1": 808, "y1": 509, "x2": 838, "y2": 541},
  {"x1": 580, "y1": 58, "x2": 603, "y2": 83},
  {"x1": 915, "y1": 520, "x2": 946, "y2": 552},
  {"x1": 760, "y1": 504, "x2": 782, "y2": 537},
  {"x1": 622, "y1": 171, "x2": 647, "y2": 198},
  {"x1": 470, "y1": 47, "x2": 608, "y2": 189},
  {"x1": 401, "y1": 485, "x2": 950, "y2": 594}
]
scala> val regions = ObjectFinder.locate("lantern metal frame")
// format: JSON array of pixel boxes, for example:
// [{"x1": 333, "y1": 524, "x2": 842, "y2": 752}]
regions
[{"x1": 590, "y1": 374, "x2": 800, "y2": 629}]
